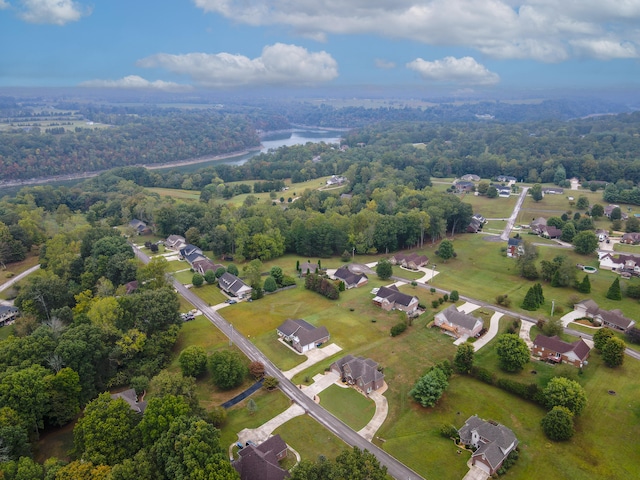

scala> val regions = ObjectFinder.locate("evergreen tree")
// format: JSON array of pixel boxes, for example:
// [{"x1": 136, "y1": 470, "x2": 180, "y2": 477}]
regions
[
  {"x1": 578, "y1": 275, "x2": 591, "y2": 293},
  {"x1": 521, "y1": 286, "x2": 538, "y2": 310},
  {"x1": 606, "y1": 277, "x2": 622, "y2": 300},
  {"x1": 551, "y1": 271, "x2": 561, "y2": 287},
  {"x1": 536, "y1": 283, "x2": 545, "y2": 304}
]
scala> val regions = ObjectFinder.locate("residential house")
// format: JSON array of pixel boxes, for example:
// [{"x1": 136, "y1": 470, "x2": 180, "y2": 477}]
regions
[
  {"x1": 192, "y1": 258, "x2": 224, "y2": 276},
  {"x1": 467, "y1": 216, "x2": 483, "y2": 233},
  {"x1": 506, "y1": 238, "x2": 524, "y2": 258},
  {"x1": 276, "y1": 319, "x2": 330, "y2": 353},
  {"x1": 604, "y1": 204, "x2": 628, "y2": 220},
  {"x1": 539, "y1": 225, "x2": 562, "y2": 239},
  {"x1": 389, "y1": 252, "x2": 429, "y2": 270},
  {"x1": 326, "y1": 175, "x2": 347, "y2": 186},
  {"x1": 332, "y1": 265, "x2": 368, "y2": 289},
  {"x1": 129, "y1": 219, "x2": 151, "y2": 235},
  {"x1": 372, "y1": 285, "x2": 419, "y2": 314},
  {"x1": 461, "y1": 174, "x2": 481, "y2": 182},
  {"x1": 530, "y1": 217, "x2": 547, "y2": 234},
  {"x1": 542, "y1": 187, "x2": 564, "y2": 194},
  {"x1": 0, "y1": 305, "x2": 19, "y2": 327},
  {"x1": 434, "y1": 305, "x2": 483, "y2": 338},
  {"x1": 454, "y1": 181, "x2": 475, "y2": 193},
  {"x1": 574, "y1": 299, "x2": 635, "y2": 332},
  {"x1": 165, "y1": 234, "x2": 187, "y2": 251},
  {"x1": 496, "y1": 185, "x2": 511, "y2": 197},
  {"x1": 330, "y1": 355, "x2": 385, "y2": 394},
  {"x1": 233, "y1": 434, "x2": 289, "y2": 480},
  {"x1": 179, "y1": 244, "x2": 206, "y2": 267},
  {"x1": 621, "y1": 232, "x2": 640, "y2": 244},
  {"x1": 532, "y1": 335, "x2": 591, "y2": 367},
  {"x1": 299, "y1": 262, "x2": 320, "y2": 276},
  {"x1": 598, "y1": 252, "x2": 640, "y2": 273},
  {"x1": 496, "y1": 175, "x2": 517, "y2": 183},
  {"x1": 219, "y1": 272, "x2": 252, "y2": 299},
  {"x1": 458, "y1": 415, "x2": 518, "y2": 476},
  {"x1": 111, "y1": 388, "x2": 146, "y2": 413}
]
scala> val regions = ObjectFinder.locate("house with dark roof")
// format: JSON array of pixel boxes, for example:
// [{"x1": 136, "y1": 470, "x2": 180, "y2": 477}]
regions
[
  {"x1": 621, "y1": 232, "x2": 640, "y2": 244},
  {"x1": 506, "y1": 238, "x2": 523, "y2": 258},
  {"x1": 454, "y1": 181, "x2": 475, "y2": 193},
  {"x1": 129, "y1": 219, "x2": 151, "y2": 235},
  {"x1": 233, "y1": 434, "x2": 289, "y2": 480},
  {"x1": 389, "y1": 252, "x2": 429, "y2": 270},
  {"x1": 219, "y1": 272, "x2": 252, "y2": 299},
  {"x1": 604, "y1": 204, "x2": 628, "y2": 220},
  {"x1": 434, "y1": 305, "x2": 483, "y2": 339},
  {"x1": 124, "y1": 280, "x2": 138, "y2": 295},
  {"x1": 532, "y1": 335, "x2": 591, "y2": 367},
  {"x1": 165, "y1": 234, "x2": 187, "y2": 251},
  {"x1": 530, "y1": 217, "x2": 547, "y2": 234},
  {"x1": 372, "y1": 285, "x2": 419, "y2": 314},
  {"x1": 496, "y1": 185, "x2": 511, "y2": 197},
  {"x1": 459, "y1": 415, "x2": 518, "y2": 476},
  {"x1": 574, "y1": 299, "x2": 635, "y2": 332},
  {"x1": 0, "y1": 305, "x2": 19, "y2": 327},
  {"x1": 276, "y1": 319, "x2": 330, "y2": 353},
  {"x1": 330, "y1": 355, "x2": 385, "y2": 394},
  {"x1": 179, "y1": 244, "x2": 207, "y2": 267},
  {"x1": 332, "y1": 265, "x2": 368, "y2": 289},
  {"x1": 111, "y1": 388, "x2": 146, "y2": 413},
  {"x1": 192, "y1": 258, "x2": 224, "y2": 276}
]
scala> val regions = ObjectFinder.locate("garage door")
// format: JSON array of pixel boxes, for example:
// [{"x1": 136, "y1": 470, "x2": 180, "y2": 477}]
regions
[{"x1": 473, "y1": 459, "x2": 491, "y2": 475}]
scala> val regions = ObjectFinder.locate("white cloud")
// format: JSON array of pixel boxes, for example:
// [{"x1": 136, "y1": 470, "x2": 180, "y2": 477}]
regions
[
  {"x1": 79, "y1": 76, "x2": 191, "y2": 92},
  {"x1": 138, "y1": 43, "x2": 338, "y2": 87},
  {"x1": 193, "y1": 0, "x2": 640, "y2": 62},
  {"x1": 0, "y1": 1, "x2": 9, "y2": 10},
  {"x1": 570, "y1": 38, "x2": 638, "y2": 60},
  {"x1": 18, "y1": 0, "x2": 88, "y2": 25},
  {"x1": 407, "y1": 56, "x2": 500, "y2": 85},
  {"x1": 375, "y1": 59, "x2": 396, "y2": 69}
]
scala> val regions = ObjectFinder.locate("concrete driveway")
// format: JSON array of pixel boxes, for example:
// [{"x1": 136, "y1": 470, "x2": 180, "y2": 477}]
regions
[
  {"x1": 457, "y1": 302, "x2": 481, "y2": 314},
  {"x1": 560, "y1": 310, "x2": 585, "y2": 327},
  {"x1": 519, "y1": 319, "x2": 534, "y2": 348},
  {"x1": 473, "y1": 311, "x2": 503, "y2": 351},
  {"x1": 357, "y1": 386, "x2": 389, "y2": 441},
  {"x1": 282, "y1": 343, "x2": 342, "y2": 379}
]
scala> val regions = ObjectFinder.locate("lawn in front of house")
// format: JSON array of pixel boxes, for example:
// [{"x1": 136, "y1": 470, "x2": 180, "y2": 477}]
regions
[
  {"x1": 460, "y1": 192, "x2": 518, "y2": 219},
  {"x1": 319, "y1": 384, "x2": 376, "y2": 431},
  {"x1": 273, "y1": 414, "x2": 348, "y2": 462}
]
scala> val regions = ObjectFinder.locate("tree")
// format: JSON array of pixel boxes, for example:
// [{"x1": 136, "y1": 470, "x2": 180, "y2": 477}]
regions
[
  {"x1": 521, "y1": 286, "x2": 540, "y2": 311},
  {"x1": 148, "y1": 371, "x2": 198, "y2": 409},
  {"x1": 477, "y1": 181, "x2": 490, "y2": 195},
  {"x1": 0, "y1": 407, "x2": 30, "y2": 461},
  {"x1": 577, "y1": 274, "x2": 591, "y2": 293},
  {"x1": 450, "y1": 290, "x2": 459, "y2": 302},
  {"x1": 376, "y1": 259, "x2": 392, "y2": 280},
  {"x1": 626, "y1": 216, "x2": 640, "y2": 233},
  {"x1": 541, "y1": 406, "x2": 575, "y2": 441},
  {"x1": 263, "y1": 276, "x2": 277, "y2": 292},
  {"x1": 544, "y1": 377, "x2": 587, "y2": 416},
  {"x1": 269, "y1": 266, "x2": 284, "y2": 286},
  {"x1": 179, "y1": 346, "x2": 208, "y2": 378},
  {"x1": 486, "y1": 185, "x2": 498, "y2": 198},
  {"x1": 610, "y1": 206, "x2": 622, "y2": 220},
  {"x1": 263, "y1": 376, "x2": 279, "y2": 390},
  {"x1": 437, "y1": 239, "x2": 455, "y2": 262},
  {"x1": 209, "y1": 350, "x2": 247, "y2": 390},
  {"x1": 576, "y1": 196, "x2": 589, "y2": 210},
  {"x1": 495, "y1": 334, "x2": 530, "y2": 372},
  {"x1": 227, "y1": 263, "x2": 239, "y2": 276},
  {"x1": 560, "y1": 222, "x2": 576, "y2": 242},
  {"x1": 204, "y1": 269, "x2": 216, "y2": 284},
  {"x1": 138, "y1": 394, "x2": 191, "y2": 447},
  {"x1": 409, "y1": 367, "x2": 449, "y2": 407},
  {"x1": 530, "y1": 184, "x2": 543, "y2": 202},
  {"x1": 73, "y1": 393, "x2": 141, "y2": 466},
  {"x1": 593, "y1": 327, "x2": 615, "y2": 351},
  {"x1": 191, "y1": 273, "x2": 204, "y2": 287},
  {"x1": 573, "y1": 231, "x2": 598, "y2": 255},
  {"x1": 247, "y1": 398, "x2": 258, "y2": 416},
  {"x1": 215, "y1": 266, "x2": 226, "y2": 278},
  {"x1": 590, "y1": 204, "x2": 604, "y2": 218},
  {"x1": 542, "y1": 317, "x2": 563, "y2": 337},
  {"x1": 606, "y1": 277, "x2": 622, "y2": 300},
  {"x1": 602, "y1": 336, "x2": 625, "y2": 367},
  {"x1": 332, "y1": 447, "x2": 388, "y2": 480},
  {"x1": 554, "y1": 164, "x2": 567, "y2": 185},
  {"x1": 454, "y1": 343, "x2": 474, "y2": 374},
  {"x1": 44, "y1": 367, "x2": 82, "y2": 427},
  {"x1": 0, "y1": 364, "x2": 49, "y2": 434},
  {"x1": 137, "y1": 256, "x2": 169, "y2": 290},
  {"x1": 249, "y1": 361, "x2": 265, "y2": 379}
]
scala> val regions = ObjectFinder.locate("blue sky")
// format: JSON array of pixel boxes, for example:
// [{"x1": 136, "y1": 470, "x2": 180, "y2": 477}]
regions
[{"x1": 1, "y1": 0, "x2": 640, "y2": 94}]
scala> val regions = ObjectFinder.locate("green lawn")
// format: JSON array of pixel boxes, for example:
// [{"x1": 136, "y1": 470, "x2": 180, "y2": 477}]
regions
[
  {"x1": 173, "y1": 270, "x2": 196, "y2": 284},
  {"x1": 273, "y1": 415, "x2": 348, "y2": 462},
  {"x1": 146, "y1": 187, "x2": 201, "y2": 200},
  {"x1": 191, "y1": 284, "x2": 228, "y2": 306},
  {"x1": 460, "y1": 192, "x2": 518, "y2": 219},
  {"x1": 319, "y1": 384, "x2": 376, "y2": 431},
  {"x1": 0, "y1": 254, "x2": 40, "y2": 288}
]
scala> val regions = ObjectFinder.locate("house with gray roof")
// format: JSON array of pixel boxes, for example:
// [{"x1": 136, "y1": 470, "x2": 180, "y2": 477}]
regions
[
  {"x1": 192, "y1": 258, "x2": 224, "y2": 276},
  {"x1": 434, "y1": 305, "x2": 483, "y2": 339},
  {"x1": 233, "y1": 434, "x2": 289, "y2": 480},
  {"x1": 459, "y1": 415, "x2": 518, "y2": 476},
  {"x1": 372, "y1": 285, "x2": 419, "y2": 314},
  {"x1": 219, "y1": 272, "x2": 252, "y2": 299},
  {"x1": 332, "y1": 265, "x2": 368, "y2": 289},
  {"x1": 389, "y1": 252, "x2": 429, "y2": 270},
  {"x1": 330, "y1": 355, "x2": 385, "y2": 394},
  {"x1": 276, "y1": 319, "x2": 330, "y2": 353},
  {"x1": 574, "y1": 299, "x2": 635, "y2": 332},
  {"x1": 532, "y1": 335, "x2": 591, "y2": 368},
  {"x1": 165, "y1": 234, "x2": 187, "y2": 251},
  {"x1": 179, "y1": 244, "x2": 207, "y2": 267},
  {"x1": 129, "y1": 219, "x2": 151, "y2": 235},
  {"x1": 0, "y1": 305, "x2": 19, "y2": 327},
  {"x1": 111, "y1": 388, "x2": 146, "y2": 413}
]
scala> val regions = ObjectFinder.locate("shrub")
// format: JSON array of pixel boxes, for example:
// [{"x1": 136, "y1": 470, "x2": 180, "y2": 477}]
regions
[
  {"x1": 418, "y1": 302, "x2": 426, "y2": 309},
  {"x1": 440, "y1": 423, "x2": 459, "y2": 439},
  {"x1": 431, "y1": 300, "x2": 440, "y2": 308},
  {"x1": 470, "y1": 366, "x2": 495, "y2": 385},
  {"x1": 443, "y1": 293, "x2": 449, "y2": 302},
  {"x1": 541, "y1": 406, "x2": 575, "y2": 441},
  {"x1": 192, "y1": 273, "x2": 204, "y2": 287},
  {"x1": 449, "y1": 290, "x2": 459, "y2": 302},
  {"x1": 430, "y1": 287, "x2": 436, "y2": 293},
  {"x1": 390, "y1": 322, "x2": 408, "y2": 337},
  {"x1": 438, "y1": 297, "x2": 444, "y2": 304}
]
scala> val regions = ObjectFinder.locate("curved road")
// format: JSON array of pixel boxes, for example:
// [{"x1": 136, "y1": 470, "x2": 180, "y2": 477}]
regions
[{"x1": 133, "y1": 246, "x2": 424, "y2": 480}]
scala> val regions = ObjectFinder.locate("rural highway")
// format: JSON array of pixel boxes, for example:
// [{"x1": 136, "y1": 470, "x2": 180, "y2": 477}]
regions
[{"x1": 132, "y1": 246, "x2": 425, "y2": 480}]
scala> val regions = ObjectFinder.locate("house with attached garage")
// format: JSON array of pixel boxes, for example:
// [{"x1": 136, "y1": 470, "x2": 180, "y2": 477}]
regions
[
  {"x1": 276, "y1": 319, "x2": 330, "y2": 353},
  {"x1": 458, "y1": 415, "x2": 518, "y2": 476},
  {"x1": 434, "y1": 305, "x2": 483, "y2": 339},
  {"x1": 129, "y1": 219, "x2": 152, "y2": 235},
  {"x1": 232, "y1": 434, "x2": 289, "y2": 480},
  {"x1": 372, "y1": 285, "x2": 419, "y2": 314},
  {"x1": 532, "y1": 335, "x2": 591, "y2": 368},
  {"x1": 574, "y1": 299, "x2": 635, "y2": 332},
  {"x1": 388, "y1": 252, "x2": 428, "y2": 270},
  {"x1": 331, "y1": 265, "x2": 368, "y2": 289},
  {"x1": 165, "y1": 234, "x2": 187, "y2": 251},
  {"x1": 192, "y1": 258, "x2": 224, "y2": 276},
  {"x1": 330, "y1": 355, "x2": 385, "y2": 394},
  {"x1": 218, "y1": 272, "x2": 252, "y2": 299}
]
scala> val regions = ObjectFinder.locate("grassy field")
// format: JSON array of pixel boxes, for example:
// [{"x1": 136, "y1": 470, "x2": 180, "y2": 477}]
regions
[
  {"x1": 146, "y1": 187, "x2": 201, "y2": 200},
  {"x1": 273, "y1": 414, "x2": 348, "y2": 462},
  {"x1": 0, "y1": 254, "x2": 40, "y2": 288},
  {"x1": 459, "y1": 192, "x2": 518, "y2": 219},
  {"x1": 319, "y1": 384, "x2": 376, "y2": 431}
]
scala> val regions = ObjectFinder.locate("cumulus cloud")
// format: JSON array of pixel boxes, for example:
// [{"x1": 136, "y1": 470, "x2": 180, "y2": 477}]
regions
[
  {"x1": 79, "y1": 75, "x2": 191, "y2": 92},
  {"x1": 17, "y1": 0, "x2": 89, "y2": 25},
  {"x1": 407, "y1": 56, "x2": 500, "y2": 86},
  {"x1": 192, "y1": 0, "x2": 640, "y2": 62},
  {"x1": 375, "y1": 59, "x2": 396, "y2": 69},
  {"x1": 570, "y1": 38, "x2": 638, "y2": 60},
  {"x1": 137, "y1": 43, "x2": 338, "y2": 87}
]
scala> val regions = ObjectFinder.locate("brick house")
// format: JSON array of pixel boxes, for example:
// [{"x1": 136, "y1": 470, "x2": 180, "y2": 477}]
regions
[
  {"x1": 330, "y1": 355, "x2": 385, "y2": 394},
  {"x1": 434, "y1": 305, "x2": 483, "y2": 339},
  {"x1": 532, "y1": 335, "x2": 591, "y2": 368},
  {"x1": 276, "y1": 319, "x2": 330, "y2": 353},
  {"x1": 372, "y1": 285, "x2": 419, "y2": 314}
]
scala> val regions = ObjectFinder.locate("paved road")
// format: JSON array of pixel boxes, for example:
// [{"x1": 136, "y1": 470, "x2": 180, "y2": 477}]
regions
[
  {"x1": 132, "y1": 246, "x2": 425, "y2": 480},
  {"x1": 500, "y1": 187, "x2": 529, "y2": 241},
  {"x1": 0, "y1": 264, "x2": 40, "y2": 293}
]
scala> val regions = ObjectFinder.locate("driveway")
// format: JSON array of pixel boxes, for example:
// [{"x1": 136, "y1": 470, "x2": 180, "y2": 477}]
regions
[
  {"x1": 559, "y1": 310, "x2": 584, "y2": 327},
  {"x1": 282, "y1": 343, "x2": 343, "y2": 379},
  {"x1": 462, "y1": 461, "x2": 489, "y2": 480},
  {"x1": 357, "y1": 385, "x2": 389, "y2": 441},
  {"x1": 0, "y1": 264, "x2": 40, "y2": 293},
  {"x1": 519, "y1": 319, "x2": 534, "y2": 348},
  {"x1": 237, "y1": 403, "x2": 305, "y2": 445},
  {"x1": 412, "y1": 265, "x2": 439, "y2": 283},
  {"x1": 473, "y1": 311, "x2": 503, "y2": 351},
  {"x1": 457, "y1": 302, "x2": 481, "y2": 314}
]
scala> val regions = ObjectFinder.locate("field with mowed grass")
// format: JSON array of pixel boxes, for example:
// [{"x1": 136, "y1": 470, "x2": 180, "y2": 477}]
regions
[
  {"x1": 459, "y1": 192, "x2": 519, "y2": 219},
  {"x1": 319, "y1": 384, "x2": 376, "y2": 431},
  {"x1": 273, "y1": 414, "x2": 348, "y2": 462}
]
